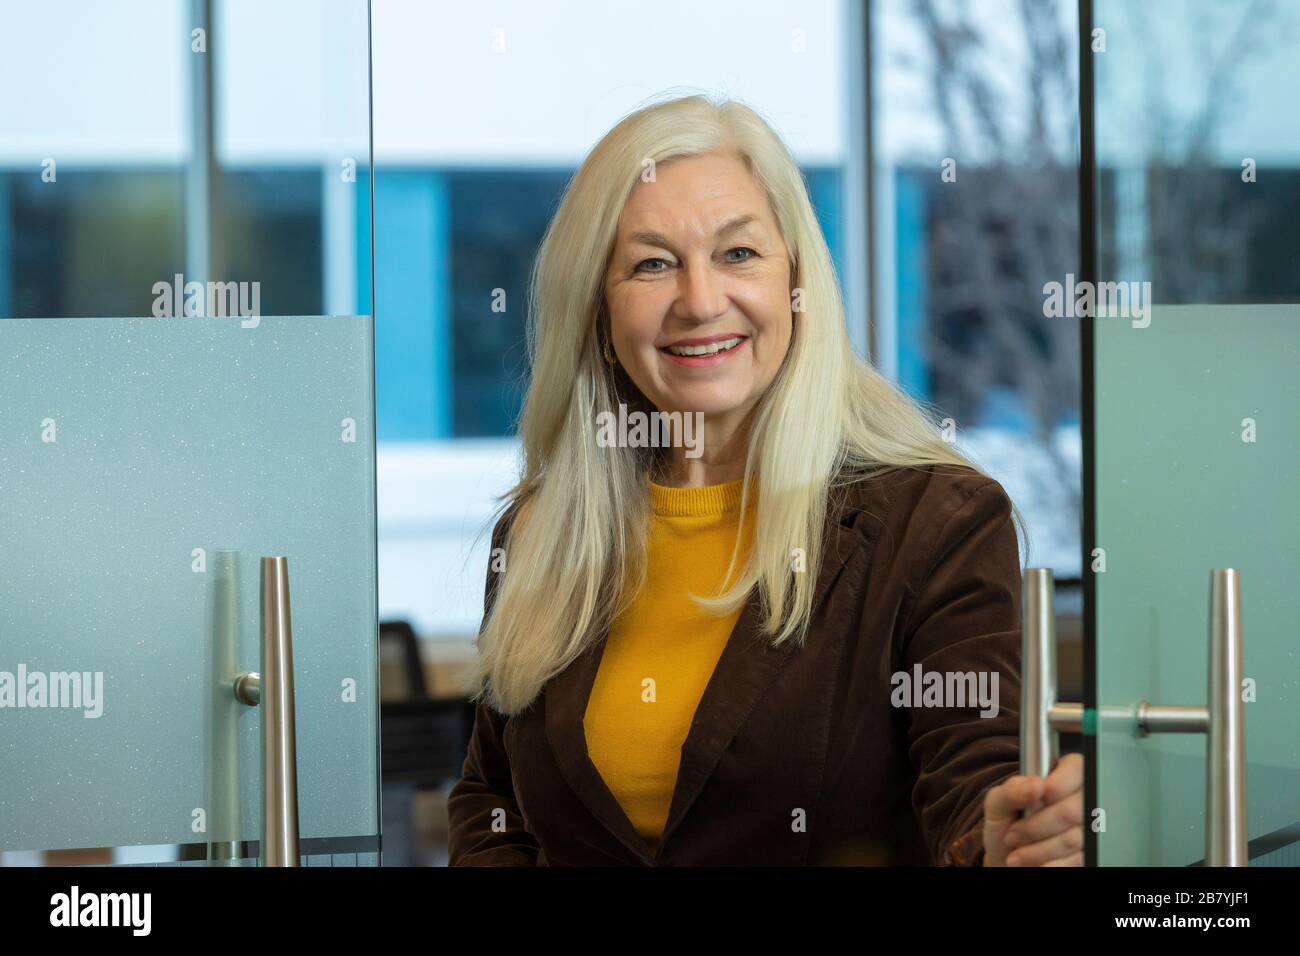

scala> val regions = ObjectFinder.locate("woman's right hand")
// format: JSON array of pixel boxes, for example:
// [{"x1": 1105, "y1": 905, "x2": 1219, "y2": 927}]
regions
[{"x1": 981, "y1": 753, "x2": 1084, "y2": 866}]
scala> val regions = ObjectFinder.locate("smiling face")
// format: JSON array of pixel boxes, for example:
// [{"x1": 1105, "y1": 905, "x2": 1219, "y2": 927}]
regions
[{"x1": 602, "y1": 151, "x2": 794, "y2": 452}]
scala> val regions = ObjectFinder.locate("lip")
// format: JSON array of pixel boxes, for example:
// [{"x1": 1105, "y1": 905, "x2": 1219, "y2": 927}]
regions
[
  {"x1": 658, "y1": 334, "x2": 748, "y2": 368},
  {"x1": 662, "y1": 333, "x2": 748, "y2": 348}
]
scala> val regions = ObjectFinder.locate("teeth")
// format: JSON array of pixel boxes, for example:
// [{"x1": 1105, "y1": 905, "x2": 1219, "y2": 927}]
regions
[{"x1": 666, "y1": 337, "x2": 743, "y2": 357}]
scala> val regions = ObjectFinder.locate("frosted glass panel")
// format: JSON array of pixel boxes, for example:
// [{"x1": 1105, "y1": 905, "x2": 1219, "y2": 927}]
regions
[
  {"x1": 0, "y1": 315, "x2": 378, "y2": 855},
  {"x1": 1094, "y1": 305, "x2": 1300, "y2": 865}
]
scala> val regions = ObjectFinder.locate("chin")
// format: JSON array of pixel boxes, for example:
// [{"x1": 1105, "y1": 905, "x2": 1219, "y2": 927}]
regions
[{"x1": 658, "y1": 388, "x2": 748, "y2": 419}]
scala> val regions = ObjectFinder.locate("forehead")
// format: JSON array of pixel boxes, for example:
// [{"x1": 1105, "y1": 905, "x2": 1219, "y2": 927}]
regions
[{"x1": 615, "y1": 152, "x2": 774, "y2": 237}]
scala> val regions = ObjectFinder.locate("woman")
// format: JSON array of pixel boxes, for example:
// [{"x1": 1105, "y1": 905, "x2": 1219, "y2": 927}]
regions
[{"x1": 447, "y1": 93, "x2": 1083, "y2": 866}]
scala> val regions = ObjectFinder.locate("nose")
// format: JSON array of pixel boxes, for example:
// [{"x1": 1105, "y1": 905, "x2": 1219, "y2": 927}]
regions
[{"x1": 672, "y1": 258, "x2": 729, "y2": 324}]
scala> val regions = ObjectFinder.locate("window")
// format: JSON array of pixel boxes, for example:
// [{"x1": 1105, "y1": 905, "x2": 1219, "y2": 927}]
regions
[{"x1": 872, "y1": 0, "x2": 1083, "y2": 574}]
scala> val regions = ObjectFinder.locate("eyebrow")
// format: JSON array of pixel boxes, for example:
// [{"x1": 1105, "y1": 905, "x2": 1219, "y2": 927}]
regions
[{"x1": 628, "y1": 215, "x2": 760, "y2": 249}]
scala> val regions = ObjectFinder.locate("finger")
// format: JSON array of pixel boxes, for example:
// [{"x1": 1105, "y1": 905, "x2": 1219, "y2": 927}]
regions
[
  {"x1": 1005, "y1": 791, "x2": 1084, "y2": 846},
  {"x1": 983, "y1": 775, "x2": 1045, "y2": 825},
  {"x1": 1043, "y1": 851, "x2": 1085, "y2": 867},
  {"x1": 1005, "y1": 823, "x2": 1084, "y2": 866},
  {"x1": 1042, "y1": 753, "x2": 1084, "y2": 805}
]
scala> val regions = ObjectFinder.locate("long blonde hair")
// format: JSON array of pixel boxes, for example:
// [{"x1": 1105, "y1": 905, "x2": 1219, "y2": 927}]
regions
[{"x1": 465, "y1": 92, "x2": 1012, "y2": 715}]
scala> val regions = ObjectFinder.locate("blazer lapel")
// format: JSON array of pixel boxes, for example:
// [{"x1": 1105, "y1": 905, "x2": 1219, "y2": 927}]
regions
[
  {"x1": 544, "y1": 497, "x2": 866, "y2": 864},
  {"x1": 544, "y1": 634, "x2": 654, "y2": 862}
]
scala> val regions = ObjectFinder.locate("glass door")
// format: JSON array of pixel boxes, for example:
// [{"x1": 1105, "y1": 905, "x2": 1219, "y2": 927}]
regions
[
  {"x1": 0, "y1": 0, "x2": 379, "y2": 866},
  {"x1": 1085, "y1": 0, "x2": 1300, "y2": 865}
]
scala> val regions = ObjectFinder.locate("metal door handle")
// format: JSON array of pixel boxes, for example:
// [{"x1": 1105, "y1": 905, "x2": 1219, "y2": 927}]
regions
[
  {"x1": 1021, "y1": 567, "x2": 1247, "y2": 865},
  {"x1": 234, "y1": 557, "x2": 301, "y2": 866},
  {"x1": 1204, "y1": 569, "x2": 1247, "y2": 866},
  {"x1": 1020, "y1": 569, "x2": 1084, "y2": 815}
]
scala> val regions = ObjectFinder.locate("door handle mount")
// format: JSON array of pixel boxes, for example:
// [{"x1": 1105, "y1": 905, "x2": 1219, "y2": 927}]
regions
[{"x1": 1021, "y1": 567, "x2": 1247, "y2": 866}]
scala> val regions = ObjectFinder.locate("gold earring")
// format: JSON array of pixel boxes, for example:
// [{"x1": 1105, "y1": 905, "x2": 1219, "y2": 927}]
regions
[{"x1": 602, "y1": 335, "x2": 616, "y2": 365}]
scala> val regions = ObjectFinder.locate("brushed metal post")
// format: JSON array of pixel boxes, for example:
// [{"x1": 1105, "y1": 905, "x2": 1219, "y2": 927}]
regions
[
  {"x1": 1207, "y1": 569, "x2": 1246, "y2": 867},
  {"x1": 234, "y1": 557, "x2": 301, "y2": 867},
  {"x1": 1049, "y1": 704, "x2": 1085, "y2": 732},
  {"x1": 1021, "y1": 569, "x2": 1084, "y2": 820},
  {"x1": 1136, "y1": 703, "x2": 1208, "y2": 736},
  {"x1": 1021, "y1": 569, "x2": 1057, "y2": 817}
]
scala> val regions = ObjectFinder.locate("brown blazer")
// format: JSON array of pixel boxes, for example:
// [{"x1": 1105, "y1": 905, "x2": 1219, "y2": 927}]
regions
[{"x1": 447, "y1": 463, "x2": 1023, "y2": 866}]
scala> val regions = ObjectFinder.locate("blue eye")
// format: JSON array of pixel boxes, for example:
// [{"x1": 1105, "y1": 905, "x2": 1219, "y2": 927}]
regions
[
  {"x1": 635, "y1": 258, "x2": 669, "y2": 273},
  {"x1": 725, "y1": 247, "x2": 758, "y2": 262}
]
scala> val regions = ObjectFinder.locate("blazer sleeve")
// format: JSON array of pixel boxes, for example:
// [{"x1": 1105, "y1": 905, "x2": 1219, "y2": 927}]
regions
[
  {"x1": 897, "y1": 476, "x2": 1023, "y2": 866},
  {"x1": 446, "y1": 509, "x2": 542, "y2": 866}
]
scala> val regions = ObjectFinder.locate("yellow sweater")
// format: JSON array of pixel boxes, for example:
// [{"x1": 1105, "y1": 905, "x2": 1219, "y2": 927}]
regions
[{"x1": 583, "y1": 476, "x2": 753, "y2": 854}]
